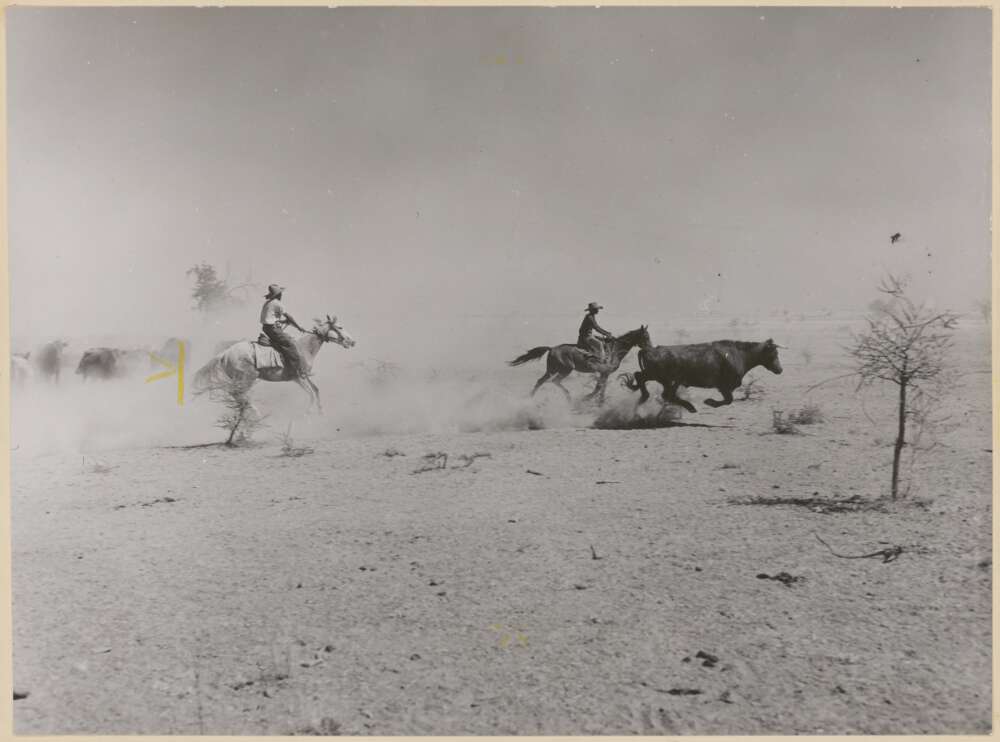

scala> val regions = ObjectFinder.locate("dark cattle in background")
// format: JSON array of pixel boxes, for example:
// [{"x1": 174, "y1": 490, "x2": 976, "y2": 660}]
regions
[
  {"x1": 34, "y1": 341, "x2": 69, "y2": 383},
  {"x1": 76, "y1": 348, "x2": 149, "y2": 381},
  {"x1": 621, "y1": 338, "x2": 783, "y2": 413}
]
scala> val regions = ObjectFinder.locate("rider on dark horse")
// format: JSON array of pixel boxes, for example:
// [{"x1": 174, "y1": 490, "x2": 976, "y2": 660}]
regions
[
  {"x1": 260, "y1": 284, "x2": 309, "y2": 379},
  {"x1": 578, "y1": 302, "x2": 614, "y2": 363}
]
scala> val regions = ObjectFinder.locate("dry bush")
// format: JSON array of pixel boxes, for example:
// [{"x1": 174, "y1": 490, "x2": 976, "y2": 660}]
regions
[
  {"x1": 770, "y1": 410, "x2": 800, "y2": 435},
  {"x1": 215, "y1": 380, "x2": 267, "y2": 446},
  {"x1": 848, "y1": 274, "x2": 958, "y2": 498},
  {"x1": 277, "y1": 423, "x2": 314, "y2": 457},
  {"x1": 789, "y1": 404, "x2": 825, "y2": 425}
]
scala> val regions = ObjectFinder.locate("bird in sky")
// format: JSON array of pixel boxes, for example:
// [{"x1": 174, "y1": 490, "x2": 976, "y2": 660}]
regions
[{"x1": 890, "y1": 232, "x2": 902, "y2": 244}]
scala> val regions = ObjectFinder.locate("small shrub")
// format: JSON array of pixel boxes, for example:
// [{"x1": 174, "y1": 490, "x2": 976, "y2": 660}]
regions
[
  {"x1": 790, "y1": 404, "x2": 825, "y2": 425},
  {"x1": 215, "y1": 381, "x2": 268, "y2": 446},
  {"x1": 771, "y1": 410, "x2": 800, "y2": 435},
  {"x1": 278, "y1": 423, "x2": 314, "y2": 457}
]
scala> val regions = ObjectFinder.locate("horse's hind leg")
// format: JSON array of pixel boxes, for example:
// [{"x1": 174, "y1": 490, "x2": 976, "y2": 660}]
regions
[
  {"x1": 530, "y1": 371, "x2": 553, "y2": 397},
  {"x1": 551, "y1": 372, "x2": 572, "y2": 402},
  {"x1": 703, "y1": 387, "x2": 734, "y2": 408}
]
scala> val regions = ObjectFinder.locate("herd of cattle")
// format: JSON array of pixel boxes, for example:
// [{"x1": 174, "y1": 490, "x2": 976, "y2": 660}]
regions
[{"x1": 10, "y1": 337, "x2": 233, "y2": 386}]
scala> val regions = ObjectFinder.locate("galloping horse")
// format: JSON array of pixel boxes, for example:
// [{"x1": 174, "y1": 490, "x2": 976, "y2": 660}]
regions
[
  {"x1": 508, "y1": 326, "x2": 652, "y2": 404},
  {"x1": 193, "y1": 315, "x2": 355, "y2": 413}
]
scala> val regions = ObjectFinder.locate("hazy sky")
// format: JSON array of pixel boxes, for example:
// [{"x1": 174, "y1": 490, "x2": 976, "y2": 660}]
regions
[{"x1": 8, "y1": 7, "x2": 992, "y2": 343}]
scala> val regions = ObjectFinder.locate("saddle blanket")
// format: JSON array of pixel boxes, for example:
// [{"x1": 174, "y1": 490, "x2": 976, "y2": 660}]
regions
[{"x1": 251, "y1": 341, "x2": 284, "y2": 370}]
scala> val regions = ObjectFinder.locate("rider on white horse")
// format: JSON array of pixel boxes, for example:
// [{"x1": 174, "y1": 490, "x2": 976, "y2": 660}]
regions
[{"x1": 260, "y1": 284, "x2": 309, "y2": 379}]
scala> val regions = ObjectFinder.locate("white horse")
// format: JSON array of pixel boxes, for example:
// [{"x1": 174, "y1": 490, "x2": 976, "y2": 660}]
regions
[{"x1": 193, "y1": 315, "x2": 355, "y2": 413}]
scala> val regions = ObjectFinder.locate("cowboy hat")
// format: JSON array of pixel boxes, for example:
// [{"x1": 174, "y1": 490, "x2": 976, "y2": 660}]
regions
[
  {"x1": 264, "y1": 284, "x2": 285, "y2": 299},
  {"x1": 586, "y1": 302, "x2": 604, "y2": 312}
]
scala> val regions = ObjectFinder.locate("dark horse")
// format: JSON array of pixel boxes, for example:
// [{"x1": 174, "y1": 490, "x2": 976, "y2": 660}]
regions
[
  {"x1": 509, "y1": 326, "x2": 652, "y2": 404},
  {"x1": 621, "y1": 338, "x2": 783, "y2": 413}
]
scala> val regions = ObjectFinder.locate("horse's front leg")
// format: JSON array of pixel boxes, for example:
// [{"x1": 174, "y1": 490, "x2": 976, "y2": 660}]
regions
[
  {"x1": 596, "y1": 373, "x2": 612, "y2": 405},
  {"x1": 294, "y1": 377, "x2": 320, "y2": 414},
  {"x1": 307, "y1": 378, "x2": 323, "y2": 415},
  {"x1": 703, "y1": 387, "x2": 734, "y2": 408},
  {"x1": 583, "y1": 373, "x2": 606, "y2": 401}
]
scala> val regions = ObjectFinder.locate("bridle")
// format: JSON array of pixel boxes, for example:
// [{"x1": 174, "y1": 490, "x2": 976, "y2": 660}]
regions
[{"x1": 310, "y1": 314, "x2": 354, "y2": 347}]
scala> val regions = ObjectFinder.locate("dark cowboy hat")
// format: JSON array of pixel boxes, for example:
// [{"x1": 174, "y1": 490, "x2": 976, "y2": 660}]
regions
[
  {"x1": 586, "y1": 302, "x2": 604, "y2": 312},
  {"x1": 264, "y1": 284, "x2": 285, "y2": 299}
]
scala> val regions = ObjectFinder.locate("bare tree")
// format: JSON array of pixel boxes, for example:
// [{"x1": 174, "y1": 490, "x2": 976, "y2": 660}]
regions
[
  {"x1": 187, "y1": 262, "x2": 256, "y2": 315},
  {"x1": 848, "y1": 275, "x2": 958, "y2": 498},
  {"x1": 215, "y1": 380, "x2": 267, "y2": 446}
]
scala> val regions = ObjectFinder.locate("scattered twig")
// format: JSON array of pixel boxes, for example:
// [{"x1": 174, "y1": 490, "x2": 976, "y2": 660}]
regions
[
  {"x1": 595, "y1": 480, "x2": 620, "y2": 484},
  {"x1": 813, "y1": 532, "x2": 904, "y2": 563},
  {"x1": 804, "y1": 372, "x2": 859, "y2": 395},
  {"x1": 526, "y1": 469, "x2": 544, "y2": 476},
  {"x1": 756, "y1": 572, "x2": 805, "y2": 587},
  {"x1": 452, "y1": 452, "x2": 492, "y2": 468},
  {"x1": 412, "y1": 452, "x2": 448, "y2": 474},
  {"x1": 590, "y1": 545, "x2": 602, "y2": 560}
]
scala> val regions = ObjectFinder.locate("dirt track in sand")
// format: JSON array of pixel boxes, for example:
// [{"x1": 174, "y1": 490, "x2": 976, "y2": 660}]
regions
[{"x1": 10, "y1": 323, "x2": 992, "y2": 734}]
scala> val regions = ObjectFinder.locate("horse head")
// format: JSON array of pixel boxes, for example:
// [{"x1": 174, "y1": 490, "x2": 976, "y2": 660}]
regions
[
  {"x1": 313, "y1": 314, "x2": 356, "y2": 349},
  {"x1": 618, "y1": 325, "x2": 653, "y2": 351}
]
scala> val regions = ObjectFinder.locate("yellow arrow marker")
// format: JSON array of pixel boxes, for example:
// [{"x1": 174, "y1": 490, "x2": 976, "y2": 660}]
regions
[{"x1": 145, "y1": 341, "x2": 185, "y2": 405}]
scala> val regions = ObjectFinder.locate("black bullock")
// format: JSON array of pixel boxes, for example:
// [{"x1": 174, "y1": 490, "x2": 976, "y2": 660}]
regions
[
  {"x1": 621, "y1": 338, "x2": 783, "y2": 413},
  {"x1": 76, "y1": 348, "x2": 148, "y2": 381}
]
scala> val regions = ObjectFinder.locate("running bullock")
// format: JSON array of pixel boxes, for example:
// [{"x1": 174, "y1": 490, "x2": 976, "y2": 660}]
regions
[{"x1": 621, "y1": 338, "x2": 783, "y2": 413}]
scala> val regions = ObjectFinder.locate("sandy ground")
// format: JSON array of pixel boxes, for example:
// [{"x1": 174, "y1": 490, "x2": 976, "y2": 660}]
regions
[{"x1": 10, "y1": 321, "x2": 992, "y2": 735}]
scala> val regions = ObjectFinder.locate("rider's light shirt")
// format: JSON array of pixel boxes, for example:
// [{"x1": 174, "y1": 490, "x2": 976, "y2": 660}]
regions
[{"x1": 260, "y1": 299, "x2": 286, "y2": 326}]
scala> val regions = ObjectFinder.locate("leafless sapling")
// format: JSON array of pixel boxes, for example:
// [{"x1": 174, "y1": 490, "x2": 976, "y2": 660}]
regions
[{"x1": 847, "y1": 275, "x2": 958, "y2": 498}]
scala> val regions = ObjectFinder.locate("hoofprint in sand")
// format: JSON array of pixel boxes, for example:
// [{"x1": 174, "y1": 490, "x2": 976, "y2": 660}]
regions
[{"x1": 10, "y1": 322, "x2": 991, "y2": 734}]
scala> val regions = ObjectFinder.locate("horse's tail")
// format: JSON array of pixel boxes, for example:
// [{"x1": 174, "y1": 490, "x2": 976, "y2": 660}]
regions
[
  {"x1": 619, "y1": 372, "x2": 641, "y2": 391},
  {"x1": 508, "y1": 346, "x2": 550, "y2": 367},
  {"x1": 192, "y1": 356, "x2": 226, "y2": 396}
]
